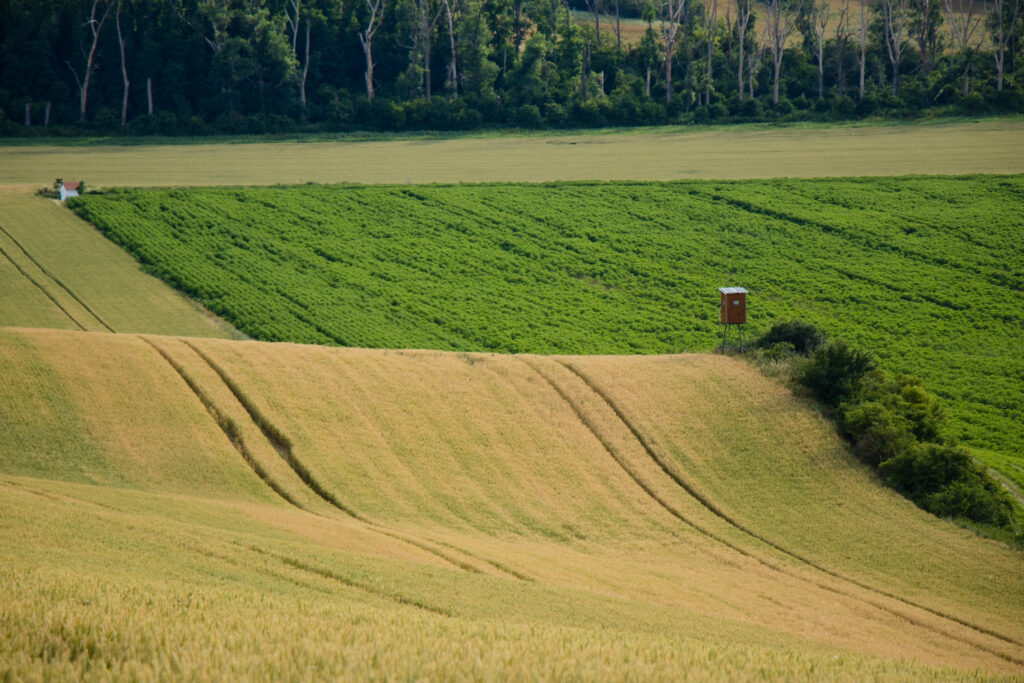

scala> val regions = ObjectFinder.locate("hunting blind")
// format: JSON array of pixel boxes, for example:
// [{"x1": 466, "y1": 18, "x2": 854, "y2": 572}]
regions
[{"x1": 718, "y1": 286, "x2": 748, "y2": 351}]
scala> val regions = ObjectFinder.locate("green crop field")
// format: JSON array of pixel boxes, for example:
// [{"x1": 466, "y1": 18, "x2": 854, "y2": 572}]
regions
[
  {"x1": 1, "y1": 327, "x2": 1021, "y2": 678},
  {"x1": 68, "y1": 176, "x2": 1024, "y2": 482}
]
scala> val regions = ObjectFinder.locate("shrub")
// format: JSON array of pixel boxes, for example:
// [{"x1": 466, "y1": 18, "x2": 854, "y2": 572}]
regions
[
  {"x1": 880, "y1": 444, "x2": 1013, "y2": 527},
  {"x1": 796, "y1": 340, "x2": 874, "y2": 407},
  {"x1": 855, "y1": 372, "x2": 944, "y2": 443},
  {"x1": 840, "y1": 400, "x2": 918, "y2": 467},
  {"x1": 755, "y1": 320, "x2": 825, "y2": 355}
]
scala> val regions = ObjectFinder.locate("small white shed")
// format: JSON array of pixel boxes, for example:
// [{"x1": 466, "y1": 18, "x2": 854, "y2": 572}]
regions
[{"x1": 59, "y1": 181, "x2": 80, "y2": 201}]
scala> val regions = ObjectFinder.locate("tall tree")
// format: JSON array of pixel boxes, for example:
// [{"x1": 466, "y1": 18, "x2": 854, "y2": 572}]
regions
[
  {"x1": 943, "y1": 0, "x2": 983, "y2": 95},
  {"x1": 415, "y1": 0, "x2": 445, "y2": 100},
  {"x1": 988, "y1": 0, "x2": 1022, "y2": 90},
  {"x1": 910, "y1": 0, "x2": 942, "y2": 77},
  {"x1": 660, "y1": 0, "x2": 688, "y2": 102},
  {"x1": 456, "y1": 0, "x2": 499, "y2": 101},
  {"x1": 359, "y1": 0, "x2": 385, "y2": 99},
  {"x1": 857, "y1": 0, "x2": 868, "y2": 98},
  {"x1": 284, "y1": 0, "x2": 315, "y2": 108},
  {"x1": 702, "y1": 0, "x2": 719, "y2": 105},
  {"x1": 68, "y1": 0, "x2": 116, "y2": 122},
  {"x1": 735, "y1": 0, "x2": 753, "y2": 99},
  {"x1": 808, "y1": 0, "x2": 829, "y2": 97},
  {"x1": 879, "y1": 0, "x2": 909, "y2": 94},
  {"x1": 115, "y1": 0, "x2": 131, "y2": 126},
  {"x1": 442, "y1": 0, "x2": 458, "y2": 97},
  {"x1": 765, "y1": 0, "x2": 802, "y2": 105},
  {"x1": 834, "y1": 0, "x2": 850, "y2": 96}
]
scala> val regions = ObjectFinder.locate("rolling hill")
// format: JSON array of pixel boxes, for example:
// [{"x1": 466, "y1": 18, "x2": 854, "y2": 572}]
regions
[{"x1": 1, "y1": 327, "x2": 1022, "y2": 677}]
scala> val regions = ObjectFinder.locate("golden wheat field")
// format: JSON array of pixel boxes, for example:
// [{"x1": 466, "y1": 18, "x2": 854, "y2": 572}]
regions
[{"x1": 1, "y1": 327, "x2": 1022, "y2": 679}]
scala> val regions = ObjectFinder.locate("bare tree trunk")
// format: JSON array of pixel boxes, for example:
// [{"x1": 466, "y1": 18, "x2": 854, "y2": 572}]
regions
[
  {"x1": 116, "y1": 0, "x2": 130, "y2": 127},
  {"x1": 45, "y1": 102, "x2": 51, "y2": 126},
  {"x1": 766, "y1": 0, "x2": 803, "y2": 105},
  {"x1": 24, "y1": 103, "x2": 30, "y2": 126},
  {"x1": 444, "y1": 0, "x2": 458, "y2": 98},
  {"x1": 645, "y1": 65, "x2": 652, "y2": 96},
  {"x1": 834, "y1": 0, "x2": 849, "y2": 96},
  {"x1": 912, "y1": 0, "x2": 941, "y2": 77},
  {"x1": 880, "y1": 0, "x2": 908, "y2": 95},
  {"x1": 706, "y1": 0, "x2": 718, "y2": 104},
  {"x1": 858, "y1": 0, "x2": 867, "y2": 98},
  {"x1": 811, "y1": 0, "x2": 829, "y2": 98},
  {"x1": 944, "y1": 0, "x2": 982, "y2": 96},
  {"x1": 300, "y1": 19, "x2": 310, "y2": 107},
  {"x1": 147, "y1": 77, "x2": 153, "y2": 114},
  {"x1": 418, "y1": 0, "x2": 445, "y2": 101},
  {"x1": 662, "y1": 0, "x2": 688, "y2": 103},
  {"x1": 68, "y1": 0, "x2": 116, "y2": 123},
  {"x1": 287, "y1": 0, "x2": 301, "y2": 52},
  {"x1": 424, "y1": 9, "x2": 433, "y2": 99},
  {"x1": 989, "y1": 0, "x2": 1020, "y2": 91},
  {"x1": 360, "y1": 0, "x2": 385, "y2": 100},
  {"x1": 736, "y1": 0, "x2": 753, "y2": 100}
]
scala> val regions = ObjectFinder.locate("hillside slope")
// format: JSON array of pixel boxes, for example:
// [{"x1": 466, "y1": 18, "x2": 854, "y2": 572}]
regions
[
  {"x1": 0, "y1": 187, "x2": 239, "y2": 338},
  {"x1": 2, "y1": 327, "x2": 1021, "y2": 678}
]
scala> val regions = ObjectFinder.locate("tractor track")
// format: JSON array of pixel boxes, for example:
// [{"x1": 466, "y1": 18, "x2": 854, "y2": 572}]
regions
[
  {"x1": 0, "y1": 224, "x2": 114, "y2": 332},
  {"x1": 520, "y1": 355, "x2": 1023, "y2": 666},
  {"x1": 143, "y1": 335, "x2": 527, "y2": 582}
]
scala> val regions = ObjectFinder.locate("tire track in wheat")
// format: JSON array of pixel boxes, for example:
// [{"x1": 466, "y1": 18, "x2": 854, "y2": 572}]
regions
[
  {"x1": 179, "y1": 339, "x2": 528, "y2": 582},
  {"x1": 555, "y1": 358, "x2": 1024, "y2": 661},
  {"x1": 0, "y1": 224, "x2": 114, "y2": 332}
]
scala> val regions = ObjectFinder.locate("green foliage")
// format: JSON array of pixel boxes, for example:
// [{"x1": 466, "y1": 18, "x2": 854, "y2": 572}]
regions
[
  {"x1": 796, "y1": 341, "x2": 875, "y2": 408},
  {"x1": 880, "y1": 444, "x2": 1014, "y2": 527},
  {"x1": 840, "y1": 399, "x2": 920, "y2": 467},
  {"x1": 3, "y1": 0, "x2": 1024, "y2": 133},
  {"x1": 754, "y1": 320, "x2": 824, "y2": 355},
  {"x1": 853, "y1": 372, "x2": 945, "y2": 443}
]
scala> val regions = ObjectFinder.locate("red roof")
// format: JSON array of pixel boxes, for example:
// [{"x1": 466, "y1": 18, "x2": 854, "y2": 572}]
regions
[{"x1": 63, "y1": 182, "x2": 80, "y2": 190}]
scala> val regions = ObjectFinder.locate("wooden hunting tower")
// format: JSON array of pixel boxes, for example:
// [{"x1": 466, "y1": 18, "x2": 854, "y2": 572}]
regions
[
  {"x1": 718, "y1": 286, "x2": 748, "y2": 351},
  {"x1": 719, "y1": 287, "x2": 747, "y2": 324}
]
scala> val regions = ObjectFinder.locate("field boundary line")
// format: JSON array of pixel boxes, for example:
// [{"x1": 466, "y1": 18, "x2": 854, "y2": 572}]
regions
[
  {"x1": 0, "y1": 224, "x2": 114, "y2": 332},
  {"x1": 558, "y1": 359, "x2": 1024, "y2": 656},
  {"x1": 0, "y1": 239, "x2": 87, "y2": 331},
  {"x1": 137, "y1": 336, "x2": 303, "y2": 509}
]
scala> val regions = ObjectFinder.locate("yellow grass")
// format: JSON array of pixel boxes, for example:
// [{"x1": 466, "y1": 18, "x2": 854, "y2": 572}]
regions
[
  {"x1": 0, "y1": 186, "x2": 240, "y2": 338},
  {"x1": 1, "y1": 120, "x2": 1023, "y2": 188},
  {"x1": 1, "y1": 327, "x2": 1021, "y2": 678}
]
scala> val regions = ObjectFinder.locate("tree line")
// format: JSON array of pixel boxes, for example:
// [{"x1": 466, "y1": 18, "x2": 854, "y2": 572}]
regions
[{"x1": 0, "y1": 0, "x2": 1021, "y2": 135}]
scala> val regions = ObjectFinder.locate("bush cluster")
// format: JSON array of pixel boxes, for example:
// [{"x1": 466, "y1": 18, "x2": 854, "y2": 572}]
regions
[{"x1": 755, "y1": 321, "x2": 1017, "y2": 534}]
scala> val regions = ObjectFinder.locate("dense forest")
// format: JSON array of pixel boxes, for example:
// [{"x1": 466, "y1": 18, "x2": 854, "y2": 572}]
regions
[{"x1": 0, "y1": 0, "x2": 1021, "y2": 135}]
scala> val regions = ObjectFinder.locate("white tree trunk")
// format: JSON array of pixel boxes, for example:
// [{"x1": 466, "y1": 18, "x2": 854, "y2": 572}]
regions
[{"x1": 116, "y1": 0, "x2": 130, "y2": 127}]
